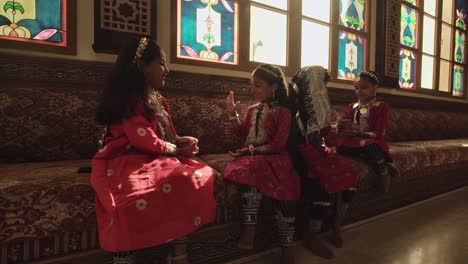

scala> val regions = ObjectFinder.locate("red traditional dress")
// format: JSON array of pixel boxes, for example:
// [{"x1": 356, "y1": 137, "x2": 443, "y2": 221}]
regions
[
  {"x1": 91, "y1": 97, "x2": 216, "y2": 252},
  {"x1": 336, "y1": 100, "x2": 393, "y2": 161},
  {"x1": 223, "y1": 103, "x2": 301, "y2": 201},
  {"x1": 299, "y1": 126, "x2": 358, "y2": 193}
]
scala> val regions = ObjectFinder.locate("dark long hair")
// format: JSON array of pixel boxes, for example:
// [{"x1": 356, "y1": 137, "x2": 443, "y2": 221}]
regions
[
  {"x1": 96, "y1": 37, "x2": 166, "y2": 125},
  {"x1": 252, "y1": 64, "x2": 292, "y2": 110}
]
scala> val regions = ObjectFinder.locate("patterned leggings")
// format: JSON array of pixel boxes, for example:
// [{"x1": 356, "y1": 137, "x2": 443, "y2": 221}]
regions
[
  {"x1": 240, "y1": 185, "x2": 297, "y2": 247},
  {"x1": 305, "y1": 178, "x2": 356, "y2": 233},
  {"x1": 112, "y1": 237, "x2": 189, "y2": 264},
  {"x1": 338, "y1": 143, "x2": 390, "y2": 177}
]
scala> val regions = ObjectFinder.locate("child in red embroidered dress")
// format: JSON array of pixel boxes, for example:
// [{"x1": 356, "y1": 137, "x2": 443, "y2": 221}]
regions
[
  {"x1": 289, "y1": 66, "x2": 358, "y2": 259},
  {"x1": 92, "y1": 37, "x2": 216, "y2": 264},
  {"x1": 336, "y1": 70, "x2": 399, "y2": 193},
  {"x1": 224, "y1": 64, "x2": 300, "y2": 264}
]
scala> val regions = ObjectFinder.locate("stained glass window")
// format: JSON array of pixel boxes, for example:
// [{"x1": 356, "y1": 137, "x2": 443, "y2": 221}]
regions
[
  {"x1": 401, "y1": 5, "x2": 418, "y2": 48},
  {"x1": 302, "y1": 21, "x2": 329, "y2": 68},
  {"x1": 177, "y1": 0, "x2": 238, "y2": 64},
  {"x1": 0, "y1": 0, "x2": 68, "y2": 46},
  {"x1": 421, "y1": 55, "x2": 434, "y2": 89},
  {"x1": 339, "y1": 0, "x2": 366, "y2": 31},
  {"x1": 250, "y1": 6, "x2": 287, "y2": 65},
  {"x1": 399, "y1": 49, "x2": 417, "y2": 89},
  {"x1": 453, "y1": 65, "x2": 464, "y2": 96},
  {"x1": 455, "y1": 0, "x2": 467, "y2": 29},
  {"x1": 404, "y1": 0, "x2": 419, "y2": 6},
  {"x1": 439, "y1": 61, "x2": 451, "y2": 92},
  {"x1": 454, "y1": 30, "x2": 465, "y2": 63},
  {"x1": 303, "y1": 0, "x2": 330, "y2": 22},
  {"x1": 338, "y1": 31, "x2": 365, "y2": 80}
]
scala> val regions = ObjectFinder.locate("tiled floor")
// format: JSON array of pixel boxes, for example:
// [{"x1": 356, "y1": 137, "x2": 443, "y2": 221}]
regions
[{"x1": 40, "y1": 187, "x2": 468, "y2": 264}]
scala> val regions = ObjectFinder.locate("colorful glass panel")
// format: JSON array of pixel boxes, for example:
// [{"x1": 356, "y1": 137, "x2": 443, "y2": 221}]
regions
[
  {"x1": 338, "y1": 31, "x2": 365, "y2": 80},
  {"x1": 401, "y1": 5, "x2": 418, "y2": 48},
  {"x1": 453, "y1": 65, "x2": 464, "y2": 96},
  {"x1": 454, "y1": 30, "x2": 465, "y2": 63},
  {"x1": 456, "y1": 0, "x2": 467, "y2": 29},
  {"x1": 339, "y1": 0, "x2": 366, "y2": 31},
  {"x1": 399, "y1": 49, "x2": 417, "y2": 89},
  {"x1": 177, "y1": 0, "x2": 238, "y2": 64},
  {"x1": 403, "y1": 0, "x2": 418, "y2": 6},
  {"x1": 0, "y1": 0, "x2": 67, "y2": 46}
]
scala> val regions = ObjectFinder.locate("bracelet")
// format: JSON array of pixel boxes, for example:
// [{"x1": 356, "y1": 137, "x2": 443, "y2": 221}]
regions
[{"x1": 248, "y1": 144, "x2": 255, "y2": 159}]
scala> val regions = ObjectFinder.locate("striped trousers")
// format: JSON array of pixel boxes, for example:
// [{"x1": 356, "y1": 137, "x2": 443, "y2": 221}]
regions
[{"x1": 240, "y1": 185, "x2": 297, "y2": 247}]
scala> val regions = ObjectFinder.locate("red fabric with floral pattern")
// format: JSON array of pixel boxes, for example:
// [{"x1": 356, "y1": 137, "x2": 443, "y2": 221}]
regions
[{"x1": 91, "y1": 98, "x2": 216, "y2": 252}]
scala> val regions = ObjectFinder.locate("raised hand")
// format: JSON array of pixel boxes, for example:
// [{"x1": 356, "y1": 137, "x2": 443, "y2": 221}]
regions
[{"x1": 226, "y1": 91, "x2": 240, "y2": 116}]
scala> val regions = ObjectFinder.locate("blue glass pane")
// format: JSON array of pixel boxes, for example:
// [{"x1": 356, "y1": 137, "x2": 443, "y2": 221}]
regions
[
  {"x1": 339, "y1": 0, "x2": 366, "y2": 31},
  {"x1": 401, "y1": 5, "x2": 418, "y2": 48},
  {"x1": 453, "y1": 65, "x2": 464, "y2": 96},
  {"x1": 399, "y1": 49, "x2": 417, "y2": 89},
  {"x1": 454, "y1": 30, "x2": 465, "y2": 63},
  {"x1": 456, "y1": 0, "x2": 468, "y2": 29},
  {"x1": 338, "y1": 31, "x2": 365, "y2": 80},
  {"x1": 0, "y1": 0, "x2": 65, "y2": 44},
  {"x1": 179, "y1": 0, "x2": 237, "y2": 64}
]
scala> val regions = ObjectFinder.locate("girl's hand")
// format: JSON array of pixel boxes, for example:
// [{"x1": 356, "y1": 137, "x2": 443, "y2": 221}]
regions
[
  {"x1": 226, "y1": 91, "x2": 240, "y2": 116},
  {"x1": 176, "y1": 136, "x2": 198, "y2": 147},
  {"x1": 324, "y1": 146, "x2": 337, "y2": 156},
  {"x1": 177, "y1": 143, "x2": 199, "y2": 157},
  {"x1": 228, "y1": 147, "x2": 249, "y2": 158}
]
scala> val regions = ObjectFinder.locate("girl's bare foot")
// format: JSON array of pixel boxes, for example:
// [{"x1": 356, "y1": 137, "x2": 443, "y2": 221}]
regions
[
  {"x1": 305, "y1": 231, "x2": 334, "y2": 259},
  {"x1": 238, "y1": 225, "x2": 256, "y2": 250}
]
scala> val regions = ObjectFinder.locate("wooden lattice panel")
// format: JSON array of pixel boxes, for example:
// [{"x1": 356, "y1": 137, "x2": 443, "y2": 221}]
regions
[
  {"x1": 385, "y1": 0, "x2": 401, "y2": 78},
  {"x1": 101, "y1": 0, "x2": 152, "y2": 35}
]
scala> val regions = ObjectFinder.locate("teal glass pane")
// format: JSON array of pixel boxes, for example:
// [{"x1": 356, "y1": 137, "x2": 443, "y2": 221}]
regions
[
  {"x1": 401, "y1": 5, "x2": 418, "y2": 48},
  {"x1": 399, "y1": 49, "x2": 417, "y2": 89},
  {"x1": 454, "y1": 30, "x2": 465, "y2": 63},
  {"x1": 179, "y1": 0, "x2": 237, "y2": 64},
  {"x1": 0, "y1": 0, "x2": 66, "y2": 45},
  {"x1": 453, "y1": 65, "x2": 464, "y2": 96},
  {"x1": 339, "y1": 0, "x2": 366, "y2": 31},
  {"x1": 338, "y1": 31, "x2": 365, "y2": 80},
  {"x1": 456, "y1": 0, "x2": 467, "y2": 29}
]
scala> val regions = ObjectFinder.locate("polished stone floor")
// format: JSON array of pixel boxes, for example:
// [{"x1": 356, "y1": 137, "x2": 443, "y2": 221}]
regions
[
  {"x1": 39, "y1": 187, "x2": 468, "y2": 264},
  {"x1": 255, "y1": 187, "x2": 468, "y2": 264}
]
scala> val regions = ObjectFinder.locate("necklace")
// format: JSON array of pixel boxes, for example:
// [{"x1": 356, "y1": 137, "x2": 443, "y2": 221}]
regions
[{"x1": 358, "y1": 98, "x2": 376, "y2": 115}]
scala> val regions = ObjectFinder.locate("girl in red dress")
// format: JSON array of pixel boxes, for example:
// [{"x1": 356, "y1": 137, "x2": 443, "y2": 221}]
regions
[
  {"x1": 336, "y1": 71, "x2": 399, "y2": 193},
  {"x1": 289, "y1": 66, "x2": 358, "y2": 259},
  {"x1": 224, "y1": 64, "x2": 300, "y2": 264},
  {"x1": 92, "y1": 37, "x2": 216, "y2": 264}
]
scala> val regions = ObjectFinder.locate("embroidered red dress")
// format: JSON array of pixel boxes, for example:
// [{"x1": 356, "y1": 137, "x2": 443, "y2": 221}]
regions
[
  {"x1": 223, "y1": 104, "x2": 301, "y2": 201},
  {"x1": 91, "y1": 98, "x2": 216, "y2": 252},
  {"x1": 336, "y1": 100, "x2": 393, "y2": 161},
  {"x1": 299, "y1": 126, "x2": 358, "y2": 193}
]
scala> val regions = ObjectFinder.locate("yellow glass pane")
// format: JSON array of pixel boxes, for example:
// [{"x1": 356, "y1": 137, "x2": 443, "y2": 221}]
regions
[
  {"x1": 441, "y1": 24, "x2": 453, "y2": 60},
  {"x1": 421, "y1": 55, "x2": 434, "y2": 89},
  {"x1": 442, "y1": 0, "x2": 454, "y2": 23},
  {"x1": 439, "y1": 60, "x2": 451, "y2": 92},
  {"x1": 301, "y1": 20, "x2": 330, "y2": 68},
  {"x1": 250, "y1": 6, "x2": 287, "y2": 66}
]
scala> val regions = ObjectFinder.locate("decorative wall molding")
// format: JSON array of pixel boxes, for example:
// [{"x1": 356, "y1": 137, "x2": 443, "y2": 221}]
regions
[{"x1": 1, "y1": 52, "x2": 467, "y2": 111}]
